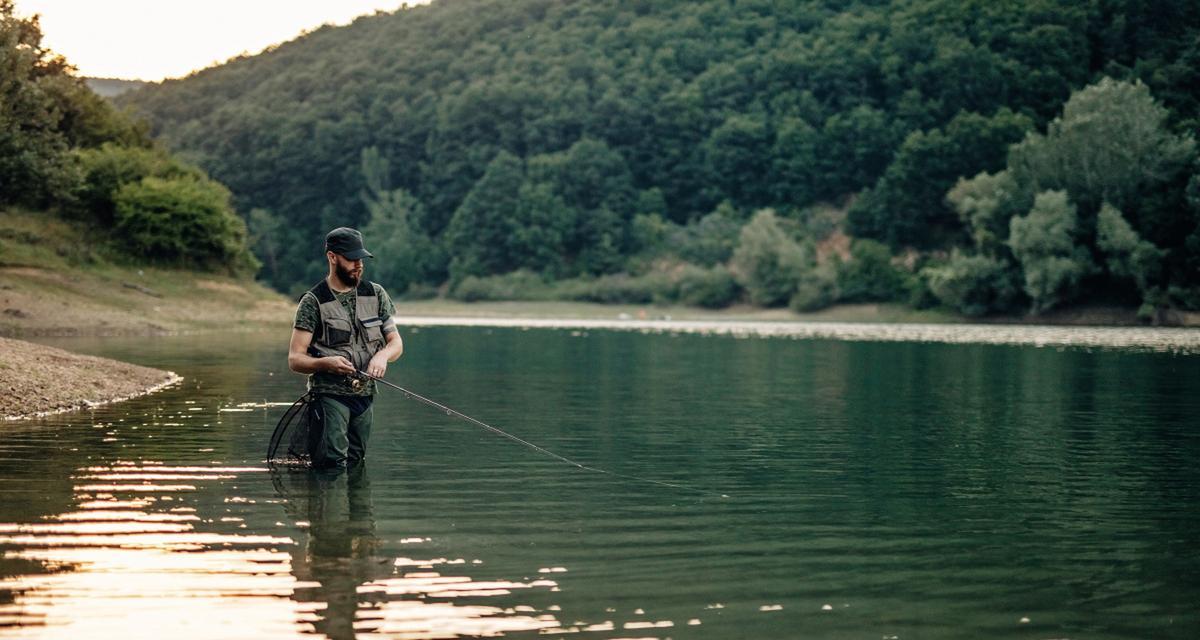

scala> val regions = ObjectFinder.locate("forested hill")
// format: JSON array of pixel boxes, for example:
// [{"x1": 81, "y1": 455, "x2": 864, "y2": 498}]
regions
[{"x1": 118, "y1": 0, "x2": 1200, "y2": 319}]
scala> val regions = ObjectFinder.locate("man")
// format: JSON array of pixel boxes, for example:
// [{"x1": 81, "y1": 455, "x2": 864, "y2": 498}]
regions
[{"x1": 288, "y1": 227, "x2": 403, "y2": 469}]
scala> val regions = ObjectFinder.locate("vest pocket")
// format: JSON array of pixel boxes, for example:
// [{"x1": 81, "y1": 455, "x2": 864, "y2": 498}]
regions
[
  {"x1": 361, "y1": 316, "x2": 384, "y2": 343},
  {"x1": 324, "y1": 317, "x2": 353, "y2": 345}
]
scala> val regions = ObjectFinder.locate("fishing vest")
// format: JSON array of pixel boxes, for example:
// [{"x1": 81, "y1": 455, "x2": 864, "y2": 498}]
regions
[{"x1": 305, "y1": 279, "x2": 393, "y2": 373}]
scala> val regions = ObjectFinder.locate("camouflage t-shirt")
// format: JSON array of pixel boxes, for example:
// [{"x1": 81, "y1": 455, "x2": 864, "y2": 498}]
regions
[{"x1": 293, "y1": 282, "x2": 397, "y2": 397}]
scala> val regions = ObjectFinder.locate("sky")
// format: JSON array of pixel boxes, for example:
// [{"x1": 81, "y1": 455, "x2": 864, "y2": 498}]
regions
[{"x1": 16, "y1": 0, "x2": 434, "y2": 81}]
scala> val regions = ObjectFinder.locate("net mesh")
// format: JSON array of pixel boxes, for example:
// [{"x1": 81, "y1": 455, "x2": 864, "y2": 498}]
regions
[{"x1": 267, "y1": 392, "x2": 324, "y2": 466}]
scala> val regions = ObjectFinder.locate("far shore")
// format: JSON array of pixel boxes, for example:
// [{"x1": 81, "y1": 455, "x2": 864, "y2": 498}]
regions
[{"x1": 395, "y1": 314, "x2": 1200, "y2": 354}]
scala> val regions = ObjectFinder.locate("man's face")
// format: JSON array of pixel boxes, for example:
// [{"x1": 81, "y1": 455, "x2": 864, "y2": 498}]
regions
[{"x1": 330, "y1": 252, "x2": 363, "y2": 286}]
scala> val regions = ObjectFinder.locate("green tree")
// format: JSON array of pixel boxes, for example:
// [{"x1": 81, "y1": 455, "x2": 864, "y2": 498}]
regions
[
  {"x1": 1095, "y1": 203, "x2": 1165, "y2": 304},
  {"x1": 1007, "y1": 190, "x2": 1093, "y2": 313},
  {"x1": 74, "y1": 143, "x2": 199, "y2": 223},
  {"x1": 836, "y1": 239, "x2": 909, "y2": 303},
  {"x1": 444, "y1": 150, "x2": 525, "y2": 280},
  {"x1": 1008, "y1": 78, "x2": 1195, "y2": 212},
  {"x1": 849, "y1": 109, "x2": 1031, "y2": 247},
  {"x1": 114, "y1": 175, "x2": 256, "y2": 273},
  {"x1": 730, "y1": 209, "x2": 810, "y2": 306},
  {"x1": 0, "y1": 1, "x2": 73, "y2": 204},
  {"x1": 946, "y1": 169, "x2": 1029, "y2": 253},
  {"x1": 921, "y1": 250, "x2": 1022, "y2": 316}
]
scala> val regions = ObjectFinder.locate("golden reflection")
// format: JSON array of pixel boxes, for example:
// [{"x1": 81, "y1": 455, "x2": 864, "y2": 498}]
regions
[
  {"x1": 0, "y1": 460, "x2": 571, "y2": 638},
  {"x1": 273, "y1": 464, "x2": 562, "y2": 638},
  {"x1": 0, "y1": 462, "x2": 302, "y2": 636}
]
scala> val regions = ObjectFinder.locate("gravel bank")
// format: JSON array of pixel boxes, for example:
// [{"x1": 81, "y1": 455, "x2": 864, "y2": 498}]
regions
[
  {"x1": 397, "y1": 316, "x2": 1200, "y2": 354},
  {"x1": 0, "y1": 337, "x2": 180, "y2": 420}
]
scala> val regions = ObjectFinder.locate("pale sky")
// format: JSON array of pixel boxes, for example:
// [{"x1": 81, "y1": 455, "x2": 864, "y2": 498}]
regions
[{"x1": 16, "y1": 0, "x2": 435, "y2": 81}]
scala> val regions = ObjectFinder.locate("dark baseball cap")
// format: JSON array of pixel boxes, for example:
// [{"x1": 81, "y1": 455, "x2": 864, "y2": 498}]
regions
[{"x1": 324, "y1": 227, "x2": 373, "y2": 260}]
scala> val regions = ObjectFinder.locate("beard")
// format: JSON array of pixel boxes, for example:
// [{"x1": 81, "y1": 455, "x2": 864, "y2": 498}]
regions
[{"x1": 336, "y1": 262, "x2": 362, "y2": 286}]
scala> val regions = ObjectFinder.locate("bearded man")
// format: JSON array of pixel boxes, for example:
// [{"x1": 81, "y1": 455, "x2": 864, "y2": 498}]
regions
[{"x1": 287, "y1": 227, "x2": 403, "y2": 469}]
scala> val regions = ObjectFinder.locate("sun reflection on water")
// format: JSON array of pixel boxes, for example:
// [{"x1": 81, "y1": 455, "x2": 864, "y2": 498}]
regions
[{"x1": 0, "y1": 461, "x2": 568, "y2": 639}]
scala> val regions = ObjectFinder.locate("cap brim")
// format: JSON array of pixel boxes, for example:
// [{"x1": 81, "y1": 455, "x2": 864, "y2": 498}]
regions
[{"x1": 340, "y1": 249, "x2": 374, "y2": 260}]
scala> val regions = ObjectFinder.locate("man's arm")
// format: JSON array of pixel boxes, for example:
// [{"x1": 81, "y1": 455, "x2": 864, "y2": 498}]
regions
[
  {"x1": 288, "y1": 328, "x2": 355, "y2": 375},
  {"x1": 366, "y1": 330, "x2": 403, "y2": 378}
]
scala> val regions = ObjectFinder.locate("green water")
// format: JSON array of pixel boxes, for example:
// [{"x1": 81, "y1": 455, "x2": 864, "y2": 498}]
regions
[{"x1": 1, "y1": 327, "x2": 1198, "y2": 639}]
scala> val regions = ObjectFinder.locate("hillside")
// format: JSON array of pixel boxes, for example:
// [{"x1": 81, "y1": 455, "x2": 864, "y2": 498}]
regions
[
  {"x1": 85, "y1": 77, "x2": 149, "y2": 98},
  {"x1": 117, "y1": 0, "x2": 1200, "y2": 319},
  {"x1": 0, "y1": 209, "x2": 291, "y2": 336}
]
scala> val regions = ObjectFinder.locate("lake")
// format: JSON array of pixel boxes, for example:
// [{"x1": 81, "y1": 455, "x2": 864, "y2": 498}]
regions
[{"x1": 1, "y1": 326, "x2": 1198, "y2": 639}]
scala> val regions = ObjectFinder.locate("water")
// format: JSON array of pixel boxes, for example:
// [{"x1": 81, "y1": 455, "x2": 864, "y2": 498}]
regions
[{"x1": 1, "y1": 327, "x2": 1198, "y2": 639}]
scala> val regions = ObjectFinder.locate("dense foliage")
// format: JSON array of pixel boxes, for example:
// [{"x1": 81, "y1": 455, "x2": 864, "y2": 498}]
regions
[
  {"x1": 117, "y1": 0, "x2": 1200, "y2": 316},
  {"x1": 0, "y1": 1, "x2": 255, "y2": 272}
]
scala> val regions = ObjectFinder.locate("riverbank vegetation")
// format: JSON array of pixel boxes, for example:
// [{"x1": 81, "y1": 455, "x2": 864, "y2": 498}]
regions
[
  {"x1": 115, "y1": 0, "x2": 1200, "y2": 322},
  {"x1": 0, "y1": 1, "x2": 257, "y2": 275}
]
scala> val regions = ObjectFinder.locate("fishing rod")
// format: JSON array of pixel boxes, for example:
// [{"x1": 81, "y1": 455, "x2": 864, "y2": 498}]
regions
[{"x1": 357, "y1": 371, "x2": 728, "y2": 499}]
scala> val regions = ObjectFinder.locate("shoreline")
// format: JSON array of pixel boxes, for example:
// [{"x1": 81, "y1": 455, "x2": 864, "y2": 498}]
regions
[
  {"x1": 395, "y1": 315, "x2": 1200, "y2": 354},
  {"x1": 0, "y1": 336, "x2": 181, "y2": 421}
]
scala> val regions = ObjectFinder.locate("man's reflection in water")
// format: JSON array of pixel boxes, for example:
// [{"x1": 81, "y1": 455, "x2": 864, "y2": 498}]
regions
[{"x1": 274, "y1": 464, "x2": 395, "y2": 639}]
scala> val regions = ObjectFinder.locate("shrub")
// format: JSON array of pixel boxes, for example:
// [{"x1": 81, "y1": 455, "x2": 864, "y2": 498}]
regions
[
  {"x1": 921, "y1": 250, "x2": 1023, "y2": 316},
  {"x1": 557, "y1": 272, "x2": 673, "y2": 304},
  {"x1": 676, "y1": 264, "x2": 740, "y2": 308},
  {"x1": 113, "y1": 175, "x2": 256, "y2": 273},
  {"x1": 790, "y1": 264, "x2": 838, "y2": 312},
  {"x1": 74, "y1": 144, "x2": 197, "y2": 223},
  {"x1": 451, "y1": 270, "x2": 549, "y2": 302},
  {"x1": 730, "y1": 209, "x2": 811, "y2": 306},
  {"x1": 671, "y1": 205, "x2": 742, "y2": 266},
  {"x1": 1007, "y1": 190, "x2": 1094, "y2": 313},
  {"x1": 836, "y1": 238, "x2": 910, "y2": 303}
]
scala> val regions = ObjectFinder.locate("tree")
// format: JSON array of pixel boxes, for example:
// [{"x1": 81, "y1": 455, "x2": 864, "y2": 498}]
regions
[
  {"x1": 1007, "y1": 190, "x2": 1093, "y2": 313},
  {"x1": 730, "y1": 209, "x2": 810, "y2": 306},
  {"x1": 1095, "y1": 203, "x2": 1165, "y2": 304},
  {"x1": 114, "y1": 175, "x2": 256, "y2": 273},
  {"x1": 921, "y1": 250, "x2": 1022, "y2": 316},
  {"x1": 1008, "y1": 78, "x2": 1195, "y2": 213},
  {"x1": 946, "y1": 169, "x2": 1029, "y2": 253},
  {"x1": 848, "y1": 109, "x2": 1031, "y2": 247},
  {"x1": 444, "y1": 151, "x2": 525, "y2": 280},
  {"x1": 0, "y1": 2, "x2": 73, "y2": 205},
  {"x1": 836, "y1": 239, "x2": 909, "y2": 303}
]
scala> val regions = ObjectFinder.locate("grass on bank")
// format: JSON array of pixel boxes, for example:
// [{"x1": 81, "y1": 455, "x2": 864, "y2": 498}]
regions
[{"x1": 0, "y1": 209, "x2": 292, "y2": 336}]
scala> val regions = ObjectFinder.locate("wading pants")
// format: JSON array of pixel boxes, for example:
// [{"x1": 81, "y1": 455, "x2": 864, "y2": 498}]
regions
[{"x1": 312, "y1": 394, "x2": 373, "y2": 469}]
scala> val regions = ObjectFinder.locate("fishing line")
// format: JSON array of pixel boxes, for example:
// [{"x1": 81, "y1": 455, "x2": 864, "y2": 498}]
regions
[{"x1": 359, "y1": 372, "x2": 728, "y2": 498}]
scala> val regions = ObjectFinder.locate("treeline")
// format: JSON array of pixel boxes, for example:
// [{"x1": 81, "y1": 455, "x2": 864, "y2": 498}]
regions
[
  {"x1": 118, "y1": 0, "x2": 1200, "y2": 317},
  {"x1": 0, "y1": 1, "x2": 255, "y2": 273}
]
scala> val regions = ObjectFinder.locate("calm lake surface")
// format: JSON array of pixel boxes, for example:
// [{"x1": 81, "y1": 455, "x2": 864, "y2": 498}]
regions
[{"x1": 2, "y1": 326, "x2": 1198, "y2": 639}]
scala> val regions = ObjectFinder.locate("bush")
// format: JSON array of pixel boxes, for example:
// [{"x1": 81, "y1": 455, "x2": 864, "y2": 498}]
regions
[
  {"x1": 1007, "y1": 190, "x2": 1094, "y2": 313},
  {"x1": 676, "y1": 264, "x2": 740, "y2": 308},
  {"x1": 113, "y1": 175, "x2": 256, "y2": 273},
  {"x1": 451, "y1": 270, "x2": 550, "y2": 302},
  {"x1": 730, "y1": 209, "x2": 811, "y2": 306},
  {"x1": 557, "y1": 272, "x2": 674, "y2": 304},
  {"x1": 671, "y1": 205, "x2": 742, "y2": 266},
  {"x1": 74, "y1": 144, "x2": 198, "y2": 223},
  {"x1": 836, "y1": 239, "x2": 910, "y2": 303},
  {"x1": 790, "y1": 265, "x2": 838, "y2": 312},
  {"x1": 921, "y1": 250, "x2": 1023, "y2": 316}
]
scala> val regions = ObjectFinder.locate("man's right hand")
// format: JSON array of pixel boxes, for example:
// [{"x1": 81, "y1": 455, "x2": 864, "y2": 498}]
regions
[{"x1": 322, "y1": 356, "x2": 357, "y2": 375}]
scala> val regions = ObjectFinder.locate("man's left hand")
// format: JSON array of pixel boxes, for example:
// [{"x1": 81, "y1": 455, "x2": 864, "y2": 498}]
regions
[{"x1": 366, "y1": 354, "x2": 389, "y2": 379}]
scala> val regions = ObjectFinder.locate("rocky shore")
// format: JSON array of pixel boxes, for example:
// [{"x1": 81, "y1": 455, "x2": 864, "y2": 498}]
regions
[
  {"x1": 398, "y1": 316, "x2": 1200, "y2": 355},
  {"x1": 0, "y1": 336, "x2": 180, "y2": 420}
]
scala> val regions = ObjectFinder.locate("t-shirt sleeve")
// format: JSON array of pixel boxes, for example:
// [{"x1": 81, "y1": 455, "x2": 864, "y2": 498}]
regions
[
  {"x1": 294, "y1": 292, "x2": 320, "y2": 333},
  {"x1": 374, "y1": 284, "x2": 398, "y2": 334}
]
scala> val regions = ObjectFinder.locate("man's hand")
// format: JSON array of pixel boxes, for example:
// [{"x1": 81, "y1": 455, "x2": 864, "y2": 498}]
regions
[
  {"x1": 323, "y1": 356, "x2": 357, "y2": 376},
  {"x1": 366, "y1": 353, "x2": 389, "y2": 379}
]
